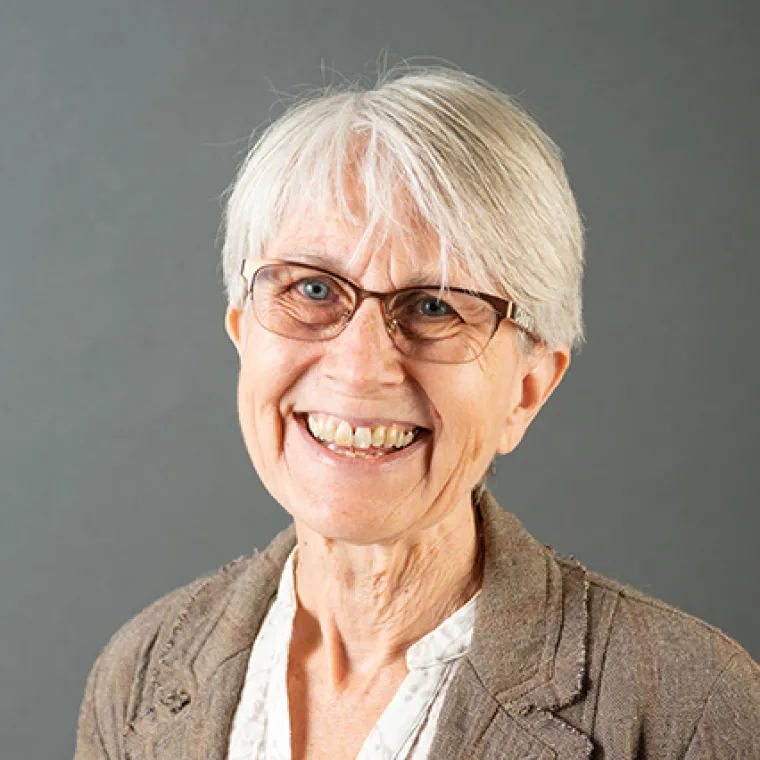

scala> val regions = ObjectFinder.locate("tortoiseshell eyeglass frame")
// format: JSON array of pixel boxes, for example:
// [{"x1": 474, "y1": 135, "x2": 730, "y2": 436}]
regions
[{"x1": 239, "y1": 258, "x2": 538, "y2": 353}]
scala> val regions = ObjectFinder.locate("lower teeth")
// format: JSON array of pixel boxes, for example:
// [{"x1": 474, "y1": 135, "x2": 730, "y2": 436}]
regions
[{"x1": 325, "y1": 443, "x2": 404, "y2": 458}]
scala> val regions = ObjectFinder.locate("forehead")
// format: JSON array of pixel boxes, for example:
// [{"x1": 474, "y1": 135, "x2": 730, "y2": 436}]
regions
[{"x1": 264, "y1": 211, "x2": 458, "y2": 289}]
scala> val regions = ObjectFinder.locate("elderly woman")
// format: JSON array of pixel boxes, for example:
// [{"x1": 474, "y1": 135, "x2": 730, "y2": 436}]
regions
[{"x1": 76, "y1": 68, "x2": 758, "y2": 759}]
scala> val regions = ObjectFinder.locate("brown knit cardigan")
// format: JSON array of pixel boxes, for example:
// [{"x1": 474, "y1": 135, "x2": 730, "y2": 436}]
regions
[{"x1": 75, "y1": 491, "x2": 760, "y2": 759}]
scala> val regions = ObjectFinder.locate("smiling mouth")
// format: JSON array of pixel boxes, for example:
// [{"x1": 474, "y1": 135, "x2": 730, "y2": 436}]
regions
[{"x1": 298, "y1": 412, "x2": 427, "y2": 458}]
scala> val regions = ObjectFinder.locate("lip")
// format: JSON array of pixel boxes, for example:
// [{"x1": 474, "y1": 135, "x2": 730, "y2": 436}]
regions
[{"x1": 292, "y1": 413, "x2": 429, "y2": 470}]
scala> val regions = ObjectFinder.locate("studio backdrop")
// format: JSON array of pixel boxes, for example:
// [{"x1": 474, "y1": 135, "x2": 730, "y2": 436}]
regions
[{"x1": 1, "y1": 1, "x2": 757, "y2": 757}]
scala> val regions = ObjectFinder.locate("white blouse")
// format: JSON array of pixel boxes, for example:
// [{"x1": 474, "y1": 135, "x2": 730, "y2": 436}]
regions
[{"x1": 228, "y1": 549, "x2": 478, "y2": 759}]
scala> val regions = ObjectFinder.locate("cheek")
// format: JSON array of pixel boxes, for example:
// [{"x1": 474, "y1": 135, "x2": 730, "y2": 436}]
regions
[
  {"x1": 239, "y1": 329, "x2": 309, "y2": 395},
  {"x1": 429, "y1": 357, "x2": 519, "y2": 464},
  {"x1": 424, "y1": 377, "x2": 492, "y2": 474},
  {"x1": 236, "y1": 332, "x2": 314, "y2": 449}
]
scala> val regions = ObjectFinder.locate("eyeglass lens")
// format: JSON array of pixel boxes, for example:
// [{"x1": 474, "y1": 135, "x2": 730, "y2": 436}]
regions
[{"x1": 251, "y1": 263, "x2": 498, "y2": 364}]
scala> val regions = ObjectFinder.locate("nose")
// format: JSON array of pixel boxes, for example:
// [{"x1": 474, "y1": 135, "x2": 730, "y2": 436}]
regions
[{"x1": 319, "y1": 297, "x2": 406, "y2": 391}]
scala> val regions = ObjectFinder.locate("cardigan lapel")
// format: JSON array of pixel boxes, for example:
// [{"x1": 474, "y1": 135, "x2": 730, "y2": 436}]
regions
[
  {"x1": 427, "y1": 663, "x2": 592, "y2": 759},
  {"x1": 124, "y1": 524, "x2": 297, "y2": 760},
  {"x1": 470, "y1": 491, "x2": 589, "y2": 712},
  {"x1": 427, "y1": 490, "x2": 592, "y2": 759},
  {"x1": 423, "y1": 660, "x2": 557, "y2": 759},
  {"x1": 196, "y1": 526, "x2": 297, "y2": 760}
]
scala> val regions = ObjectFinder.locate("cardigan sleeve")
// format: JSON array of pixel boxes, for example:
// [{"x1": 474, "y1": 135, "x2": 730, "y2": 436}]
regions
[
  {"x1": 75, "y1": 650, "x2": 112, "y2": 760},
  {"x1": 683, "y1": 651, "x2": 760, "y2": 759},
  {"x1": 74, "y1": 590, "x2": 183, "y2": 759}
]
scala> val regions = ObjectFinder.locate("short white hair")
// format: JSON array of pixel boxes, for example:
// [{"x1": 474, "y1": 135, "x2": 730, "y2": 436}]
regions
[{"x1": 222, "y1": 66, "x2": 584, "y2": 349}]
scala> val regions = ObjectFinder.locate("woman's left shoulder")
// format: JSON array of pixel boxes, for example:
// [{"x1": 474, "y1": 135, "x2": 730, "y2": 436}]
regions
[
  {"x1": 575, "y1": 559, "x2": 757, "y2": 672},
  {"x1": 555, "y1": 554, "x2": 759, "y2": 757}
]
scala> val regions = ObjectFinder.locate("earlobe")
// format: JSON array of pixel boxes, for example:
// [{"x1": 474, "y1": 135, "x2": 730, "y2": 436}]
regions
[
  {"x1": 496, "y1": 371, "x2": 539, "y2": 455},
  {"x1": 497, "y1": 426, "x2": 516, "y2": 456},
  {"x1": 225, "y1": 305, "x2": 244, "y2": 355}
]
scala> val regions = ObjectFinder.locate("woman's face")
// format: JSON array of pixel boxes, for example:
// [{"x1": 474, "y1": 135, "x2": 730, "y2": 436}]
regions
[{"x1": 226, "y1": 212, "x2": 569, "y2": 545}]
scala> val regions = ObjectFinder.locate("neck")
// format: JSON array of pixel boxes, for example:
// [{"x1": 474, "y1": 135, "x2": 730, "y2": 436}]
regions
[{"x1": 291, "y1": 495, "x2": 483, "y2": 691}]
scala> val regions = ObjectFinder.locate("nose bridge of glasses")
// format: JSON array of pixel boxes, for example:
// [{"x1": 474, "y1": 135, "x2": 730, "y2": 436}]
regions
[{"x1": 348, "y1": 288, "x2": 400, "y2": 338}]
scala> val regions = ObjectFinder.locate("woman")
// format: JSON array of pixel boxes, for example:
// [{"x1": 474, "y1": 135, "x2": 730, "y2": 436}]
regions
[{"x1": 76, "y1": 67, "x2": 758, "y2": 759}]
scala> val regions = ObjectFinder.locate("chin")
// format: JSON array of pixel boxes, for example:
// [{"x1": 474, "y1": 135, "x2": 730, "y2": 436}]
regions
[{"x1": 287, "y1": 496, "x2": 408, "y2": 546}]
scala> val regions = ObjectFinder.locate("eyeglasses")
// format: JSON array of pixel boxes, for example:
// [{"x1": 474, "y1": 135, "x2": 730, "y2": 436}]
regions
[{"x1": 240, "y1": 259, "x2": 535, "y2": 365}]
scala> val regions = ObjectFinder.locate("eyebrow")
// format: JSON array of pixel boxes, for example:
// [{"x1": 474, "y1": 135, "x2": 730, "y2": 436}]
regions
[{"x1": 282, "y1": 248, "x2": 445, "y2": 289}]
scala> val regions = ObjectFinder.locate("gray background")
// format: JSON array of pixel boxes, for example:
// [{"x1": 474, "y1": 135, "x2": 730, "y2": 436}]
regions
[{"x1": 1, "y1": 0, "x2": 758, "y2": 756}]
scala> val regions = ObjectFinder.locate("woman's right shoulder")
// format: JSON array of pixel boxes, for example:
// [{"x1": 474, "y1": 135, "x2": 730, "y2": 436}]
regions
[
  {"x1": 75, "y1": 555, "x2": 258, "y2": 758},
  {"x1": 76, "y1": 524, "x2": 298, "y2": 758},
  {"x1": 95, "y1": 554, "x2": 254, "y2": 676}
]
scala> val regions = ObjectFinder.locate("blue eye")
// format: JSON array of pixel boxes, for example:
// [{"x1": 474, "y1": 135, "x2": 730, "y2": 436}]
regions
[
  {"x1": 298, "y1": 279, "x2": 332, "y2": 301},
  {"x1": 418, "y1": 297, "x2": 453, "y2": 317}
]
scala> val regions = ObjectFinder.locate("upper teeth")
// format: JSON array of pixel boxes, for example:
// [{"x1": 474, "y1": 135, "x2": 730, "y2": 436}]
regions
[{"x1": 307, "y1": 414, "x2": 418, "y2": 450}]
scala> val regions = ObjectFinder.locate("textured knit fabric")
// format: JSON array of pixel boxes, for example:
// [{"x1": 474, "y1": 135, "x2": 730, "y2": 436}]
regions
[
  {"x1": 75, "y1": 490, "x2": 760, "y2": 759},
  {"x1": 227, "y1": 548, "x2": 478, "y2": 759}
]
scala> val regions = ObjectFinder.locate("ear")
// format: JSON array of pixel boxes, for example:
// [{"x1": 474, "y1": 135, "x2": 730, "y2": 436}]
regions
[
  {"x1": 225, "y1": 304, "x2": 245, "y2": 356},
  {"x1": 497, "y1": 346, "x2": 571, "y2": 455}
]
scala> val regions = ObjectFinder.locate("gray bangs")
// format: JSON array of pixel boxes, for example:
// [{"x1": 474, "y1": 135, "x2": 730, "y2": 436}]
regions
[
  {"x1": 222, "y1": 68, "x2": 585, "y2": 350},
  {"x1": 222, "y1": 91, "x2": 467, "y2": 303}
]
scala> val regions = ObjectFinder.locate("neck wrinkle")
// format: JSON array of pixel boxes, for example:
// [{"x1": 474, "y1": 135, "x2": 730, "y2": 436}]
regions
[{"x1": 291, "y1": 502, "x2": 483, "y2": 687}]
